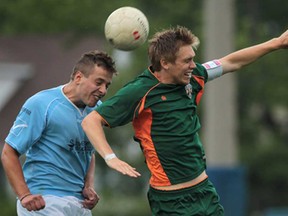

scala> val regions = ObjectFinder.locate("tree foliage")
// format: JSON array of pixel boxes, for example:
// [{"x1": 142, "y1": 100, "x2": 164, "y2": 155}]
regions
[
  {"x1": 0, "y1": 0, "x2": 202, "y2": 37},
  {"x1": 236, "y1": 0, "x2": 288, "y2": 214}
]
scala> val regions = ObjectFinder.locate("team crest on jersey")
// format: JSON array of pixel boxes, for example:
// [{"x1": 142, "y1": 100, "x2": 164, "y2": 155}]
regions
[{"x1": 185, "y1": 84, "x2": 192, "y2": 99}]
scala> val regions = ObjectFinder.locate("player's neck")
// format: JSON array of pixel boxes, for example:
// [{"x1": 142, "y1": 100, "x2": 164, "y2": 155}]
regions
[
  {"x1": 154, "y1": 70, "x2": 174, "y2": 84},
  {"x1": 62, "y1": 83, "x2": 85, "y2": 108}
]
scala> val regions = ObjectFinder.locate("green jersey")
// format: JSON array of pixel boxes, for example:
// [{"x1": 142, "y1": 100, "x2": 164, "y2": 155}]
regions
[{"x1": 96, "y1": 63, "x2": 208, "y2": 187}]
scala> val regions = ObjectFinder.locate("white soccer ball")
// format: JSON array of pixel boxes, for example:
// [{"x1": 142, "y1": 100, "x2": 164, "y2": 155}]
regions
[{"x1": 104, "y1": 6, "x2": 149, "y2": 51}]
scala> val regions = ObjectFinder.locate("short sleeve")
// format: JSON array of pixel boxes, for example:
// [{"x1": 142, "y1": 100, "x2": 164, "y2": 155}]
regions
[
  {"x1": 5, "y1": 95, "x2": 46, "y2": 154},
  {"x1": 96, "y1": 83, "x2": 143, "y2": 128}
]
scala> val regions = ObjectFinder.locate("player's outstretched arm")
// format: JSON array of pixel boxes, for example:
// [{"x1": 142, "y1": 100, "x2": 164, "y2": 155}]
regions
[
  {"x1": 82, "y1": 111, "x2": 141, "y2": 178},
  {"x1": 220, "y1": 29, "x2": 288, "y2": 74}
]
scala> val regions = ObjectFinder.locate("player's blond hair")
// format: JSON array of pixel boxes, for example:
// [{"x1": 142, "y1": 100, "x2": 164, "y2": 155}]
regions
[{"x1": 148, "y1": 26, "x2": 199, "y2": 71}]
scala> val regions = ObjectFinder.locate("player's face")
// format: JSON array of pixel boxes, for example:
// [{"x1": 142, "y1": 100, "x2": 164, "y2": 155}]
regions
[
  {"x1": 77, "y1": 65, "x2": 113, "y2": 107},
  {"x1": 166, "y1": 45, "x2": 196, "y2": 85}
]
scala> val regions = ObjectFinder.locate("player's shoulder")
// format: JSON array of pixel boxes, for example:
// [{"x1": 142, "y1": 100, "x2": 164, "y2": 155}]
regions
[
  {"x1": 25, "y1": 86, "x2": 63, "y2": 107},
  {"x1": 121, "y1": 68, "x2": 158, "y2": 95},
  {"x1": 193, "y1": 63, "x2": 207, "y2": 76},
  {"x1": 192, "y1": 63, "x2": 208, "y2": 83}
]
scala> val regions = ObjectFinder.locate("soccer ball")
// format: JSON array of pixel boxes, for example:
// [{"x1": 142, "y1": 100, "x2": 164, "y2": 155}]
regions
[{"x1": 104, "y1": 6, "x2": 149, "y2": 51}]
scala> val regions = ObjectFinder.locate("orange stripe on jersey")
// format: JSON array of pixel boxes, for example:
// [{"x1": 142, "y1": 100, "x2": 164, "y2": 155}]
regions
[
  {"x1": 192, "y1": 75, "x2": 205, "y2": 105},
  {"x1": 133, "y1": 108, "x2": 171, "y2": 187},
  {"x1": 133, "y1": 83, "x2": 160, "y2": 119}
]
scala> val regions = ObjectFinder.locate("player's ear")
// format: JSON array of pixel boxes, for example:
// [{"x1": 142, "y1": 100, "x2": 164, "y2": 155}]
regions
[
  {"x1": 160, "y1": 58, "x2": 169, "y2": 70},
  {"x1": 74, "y1": 71, "x2": 84, "y2": 83}
]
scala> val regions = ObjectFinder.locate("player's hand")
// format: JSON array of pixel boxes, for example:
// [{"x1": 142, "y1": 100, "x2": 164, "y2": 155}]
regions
[
  {"x1": 106, "y1": 157, "x2": 141, "y2": 178},
  {"x1": 20, "y1": 194, "x2": 45, "y2": 211},
  {"x1": 278, "y1": 30, "x2": 288, "y2": 49},
  {"x1": 82, "y1": 187, "x2": 100, "y2": 209}
]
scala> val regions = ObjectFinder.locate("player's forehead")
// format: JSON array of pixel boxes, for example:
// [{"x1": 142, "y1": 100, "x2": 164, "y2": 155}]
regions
[
  {"x1": 89, "y1": 65, "x2": 113, "y2": 81},
  {"x1": 176, "y1": 45, "x2": 195, "y2": 60}
]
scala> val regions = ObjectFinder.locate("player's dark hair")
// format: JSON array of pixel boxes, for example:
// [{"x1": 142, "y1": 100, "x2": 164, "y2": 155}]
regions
[
  {"x1": 71, "y1": 50, "x2": 117, "y2": 80},
  {"x1": 148, "y1": 26, "x2": 199, "y2": 71}
]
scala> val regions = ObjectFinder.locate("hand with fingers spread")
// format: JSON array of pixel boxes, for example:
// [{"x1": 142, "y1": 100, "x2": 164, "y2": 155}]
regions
[
  {"x1": 82, "y1": 187, "x2": 100, "y2": 210},
  {"x1": 20, "y1": 194, "x2": 45, "y2": 211},
  {"x1": 105, "y1": 156, "x2": 141, "y2": 178}
]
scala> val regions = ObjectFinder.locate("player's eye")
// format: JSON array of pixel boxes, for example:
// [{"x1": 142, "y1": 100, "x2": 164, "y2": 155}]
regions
[
  {"x1": 95, "y1": 81, "x2": 102, "y2": 86},
  {"x1": 185, "y1": 58, "x2": 194, "y2": 64}
]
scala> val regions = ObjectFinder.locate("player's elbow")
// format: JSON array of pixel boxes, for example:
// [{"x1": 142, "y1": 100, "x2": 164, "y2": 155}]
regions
[
  {"x1": 1, "y1": 143, "x2": 19, "y2": 167},
  {"x1": 220, "y1": 58, "x2": 242, "y2": 75}
]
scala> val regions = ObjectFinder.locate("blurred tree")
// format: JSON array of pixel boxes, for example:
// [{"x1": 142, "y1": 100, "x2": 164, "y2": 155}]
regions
[
  {"x1": 0, "y1": 0, "x2": 202, "y2": 41},
  {"x1": 236, "y1": 0, "x2": 288, "y2": 214}
]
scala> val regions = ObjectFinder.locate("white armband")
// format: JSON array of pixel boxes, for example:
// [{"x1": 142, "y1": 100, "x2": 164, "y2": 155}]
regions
[
  {"x1": 104, "y1": 153, "x2": 116, "y2": 161},
  {"x1": 202, "y1": 60, "x2": 223, "y2": 81}
]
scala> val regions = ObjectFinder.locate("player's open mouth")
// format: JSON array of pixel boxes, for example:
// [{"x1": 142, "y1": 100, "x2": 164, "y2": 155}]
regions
[
  {"x1": 184, "y1": 72, "x2": 192, "y2": 78},
  {"x1": 93, "y1": 95, "x2": 101, "y2": 100}
]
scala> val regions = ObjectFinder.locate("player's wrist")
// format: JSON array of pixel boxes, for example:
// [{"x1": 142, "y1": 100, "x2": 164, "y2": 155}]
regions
[
  {"x1": 104, "y1": 153, "x2": 117, "y2": 161},
  {"x1": 19, "y1": 193, "x2": 32, "y2": 202}
]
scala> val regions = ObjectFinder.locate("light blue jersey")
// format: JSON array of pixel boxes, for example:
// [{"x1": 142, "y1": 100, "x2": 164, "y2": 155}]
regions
[{"x1": 5, "y1": 85, "x2": 99, "y2": 199}]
